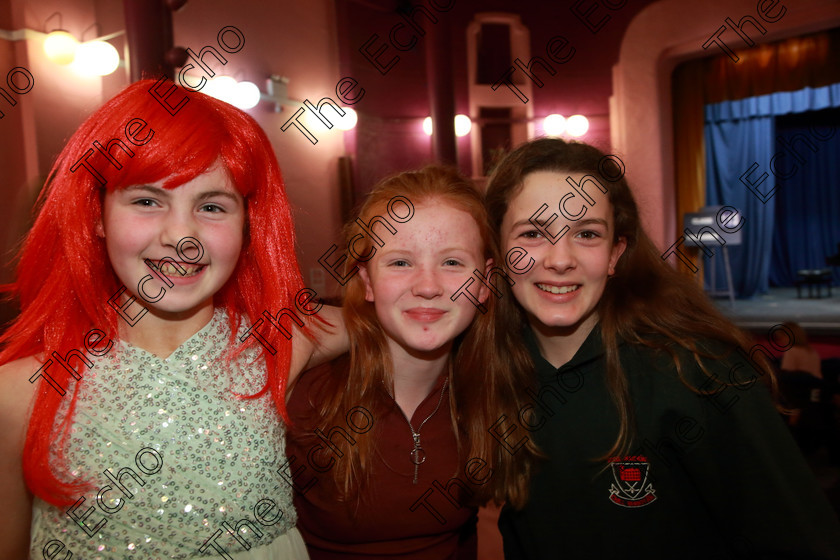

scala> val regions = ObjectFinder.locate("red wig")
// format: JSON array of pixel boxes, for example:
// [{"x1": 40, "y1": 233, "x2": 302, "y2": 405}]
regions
[{"x1": 0, "y1": 79, "x2": 305, "y2": 506}]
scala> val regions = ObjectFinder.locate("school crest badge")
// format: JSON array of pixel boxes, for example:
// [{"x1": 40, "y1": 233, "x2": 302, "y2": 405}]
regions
[{"x1": 608, "y1": 455, "x2": 656, "y2": 508}]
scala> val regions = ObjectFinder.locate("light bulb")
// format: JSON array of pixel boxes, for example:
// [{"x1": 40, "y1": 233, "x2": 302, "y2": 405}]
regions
[
  {"x1": 204, "y1": 76, "x2": 237, "y2": 103},
  {"x1": 566, "y1": 115, "x2": 589, "y2": 137},
  {"x1": 44, "y1": 30, "x2": 78, "y2": 65},
  {"x1": 334, "y1": 107, "x2": 358, "y2": 131},
  {"x1": 423, "y1": 116, "x2": 433, "y2": 136},
  {"x1": 232, "y1": 81, "x2": 260, "y2": 109},
  {"x1": 71, "y1": 40, "x2": 119, "y2": 76},
  {"x1": 543, "y1": 114, "x2": 566, "y2": 136},
  {"x1": 454, "y1": 114, "x2": 472, "y2": 137}
]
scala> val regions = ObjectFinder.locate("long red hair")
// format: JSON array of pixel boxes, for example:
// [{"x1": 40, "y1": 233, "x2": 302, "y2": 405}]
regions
[
  {"x1": 292, "y1": 165, "x2": 540, "y2": 508},
  {"x1": 0, "y1": 79, "x2": 305, "y2": 506}
]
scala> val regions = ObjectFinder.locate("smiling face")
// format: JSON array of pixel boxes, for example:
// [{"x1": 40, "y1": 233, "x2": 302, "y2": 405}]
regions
[
  {"x1": 500, "y1": 170, "x2": 626, "y2": 340},
  {"x1": 100, "y1": 163, "x2": 246, "y2": 321},
  {"x1": 359, "y1": 200, "x2": 491, "y2": 360}
]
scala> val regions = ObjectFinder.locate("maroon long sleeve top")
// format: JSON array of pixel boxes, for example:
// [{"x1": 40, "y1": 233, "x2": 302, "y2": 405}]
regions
[{"x1": 286, "y1": 362, "x2": 478, "y2": 559}]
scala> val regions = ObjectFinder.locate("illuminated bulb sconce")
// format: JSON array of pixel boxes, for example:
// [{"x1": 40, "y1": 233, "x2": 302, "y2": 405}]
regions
[
  {"x1": 201, "y1": 74, "x2": 357, "y2": 128},
  {"x1": 423, "y1": 115, "x2": 472, "y2": 137},
  {"x1": 542, "y1": 114, "x2": 588, "y2": 138},
  {"x1": 423, "y1": 116, "x2": 433, "y2": 136},
  {"x1": 43, "y1": 30, "x2": 79, "y2": 65},
  {"x1": 203, "y1": 76, "x2": 236, "y2": 102},
  {"x1": 543, "y1": 114, "x2": 566, "y2": 136},
  {"x1": 455, "y1": 114, "x2": 472, "y2": 137},
  {"x1": 566, "y1": 114, "x2": 589, "y2": 137},
  {"x1": 255, "y1": 75, "x2": 357, "y2": 129},
  {"x1": 201, "y1": 76, "x2": 261, "y2": 110},
  {"x1": 334, "y1": 107, "x2": 358, "y2": 131},
  {"x1": 42, "y1": 15, "x2": 122, "y2": 77},
  {"x1": 43, "y1": 13, "x2": 78, "y2": 65},
  {"x1": 234, "y1": 81, "x2": 261, "y2": 110},
  {"x1": 71, "y1": 40, "x2": 120, "y2": 76}
]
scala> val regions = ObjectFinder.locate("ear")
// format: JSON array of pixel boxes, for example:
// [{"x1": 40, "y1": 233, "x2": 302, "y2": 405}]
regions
[
  {"x1": 476, "y1": 258, "x2": 495, "y2": 304},
  {"x1": 608, "y1": 236, "x2": 627, "y2": 276},
  {"x1": 358, "y1": 265, "x2": 375, "y2": 302},
  {"x1": 95, "y1": 218, "x2": 105, "y2": 238}
]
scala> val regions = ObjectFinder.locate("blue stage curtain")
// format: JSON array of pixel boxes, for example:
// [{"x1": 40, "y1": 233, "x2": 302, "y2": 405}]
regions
[
  {"x1": 704, "y1": 102, "x2": 775, "y2": 298},
  {"x1": 769, "y1": 108, "x2": 840, "y2": 286},
  {"x1": 704, "y1": 84, "x2": 840, "y2": 298}
]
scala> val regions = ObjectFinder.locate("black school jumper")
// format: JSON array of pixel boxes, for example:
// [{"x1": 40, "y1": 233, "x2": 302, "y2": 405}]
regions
[{"x1": 499, "y1": 325, "x2": 840, "y2": 560}]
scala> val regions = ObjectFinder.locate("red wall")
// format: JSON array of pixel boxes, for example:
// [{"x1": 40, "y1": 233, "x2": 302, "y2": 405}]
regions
[{"x1": 334, "y1": 0, "x2": 659, "y2": 192}]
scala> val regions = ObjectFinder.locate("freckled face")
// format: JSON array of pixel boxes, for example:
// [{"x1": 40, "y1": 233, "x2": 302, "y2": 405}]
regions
[
  {"x1": 359, "y1": 200, "x2": 491, "y2": 359},
  {"x1": 101, "y1": 163, "x2": 246, "y2": 320},
  {"x1": 500, "y1": 171, "x2": 626, "y2": 336}
]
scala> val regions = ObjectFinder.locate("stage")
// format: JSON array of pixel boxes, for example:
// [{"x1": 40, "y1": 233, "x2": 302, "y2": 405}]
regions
[{"x1": 711, "y1": 287, "x2": 840, "y2": 338}]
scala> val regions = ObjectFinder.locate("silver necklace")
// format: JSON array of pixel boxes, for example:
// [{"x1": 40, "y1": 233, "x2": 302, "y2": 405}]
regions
[{"x1": 398, "y1": 377, "x2": 449, "y2": 484}]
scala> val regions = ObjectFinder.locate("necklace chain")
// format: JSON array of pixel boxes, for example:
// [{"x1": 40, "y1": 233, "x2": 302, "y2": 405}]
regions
[{"x1": 401, "y1": 377, "x2": 449, "y2": 484}]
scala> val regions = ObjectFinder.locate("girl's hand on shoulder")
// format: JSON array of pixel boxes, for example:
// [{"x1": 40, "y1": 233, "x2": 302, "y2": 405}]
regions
[
  {"x1": 0, "y1": 356, "x2": 41, "y2": 559},
  {"x1": 288, "y1": 305, "x2": 347, "y2": 390}
]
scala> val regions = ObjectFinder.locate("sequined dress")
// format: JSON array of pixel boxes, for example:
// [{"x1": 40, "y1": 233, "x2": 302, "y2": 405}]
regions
[{"x1": 29, "y1": 310, "x2": 308, "y2": 559}]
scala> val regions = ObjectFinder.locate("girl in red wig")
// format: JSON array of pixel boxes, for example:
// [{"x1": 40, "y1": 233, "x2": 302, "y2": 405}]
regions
[{"x1": 0, "y1": 79, "x2": 342, "y2": 559}]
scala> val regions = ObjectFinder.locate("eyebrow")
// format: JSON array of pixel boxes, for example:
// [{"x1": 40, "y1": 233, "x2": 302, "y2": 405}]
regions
[
  {"x1": 511, "y1": 216, "x2": 609, "y2": 227},
  {"x1": 437, "y1": 246, "x2": 475, "y2": 254},
  {"x1": 576, "y1": 218, "x2": 609, "y2": 228},
  {"x1": 511, "y1": 218, "x2": 541, "y2": 229},
  {"x1": 197, "y1": 191, "x2": 241, "y2": 203},
  {"x1": 123, "y1": 185, "x2": 165, "y2": 195},
  {"x1": 123, "y1": 185, "x2": 241, "y2": 203},
  {"x1": 376, "y1": 247, "x2": 477, "y2": 258}
]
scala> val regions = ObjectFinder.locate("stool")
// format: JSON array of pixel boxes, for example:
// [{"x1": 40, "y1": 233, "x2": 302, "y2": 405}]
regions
[{"x1": 795, "y1": 269, "x2": 833, "y2": 298}]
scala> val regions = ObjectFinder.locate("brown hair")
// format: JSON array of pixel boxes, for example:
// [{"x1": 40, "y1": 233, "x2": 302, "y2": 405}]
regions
[
  {"x1": 295, "y1": 165, "x2": 540, "y2": 507},
  {"x1": 485, "y1": 137, "x2": 776, "y2": 460},
  {"x1": 782, "y1": 322, "x2": 809, "y2": 348}
]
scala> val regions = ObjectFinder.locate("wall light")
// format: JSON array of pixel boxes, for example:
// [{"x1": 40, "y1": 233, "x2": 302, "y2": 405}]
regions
[
  {"x1": 454, "y1": 114, "x2": 472, "y2": 137},
  {"x1": 233, "y1": 81, "x2": 261, "y2": 109},
  {"x1": 334, "y1": 107, "x2": 358, "y2": 131},
  {"x1": 543, "y1": 114, "x2": 566, "y2": 136},
  {"x1": 43, "y1": 13, "x2": 78, "y2": 65},
  {"x1": 71, "y1": 40, "x2": 120, "y2": 76},
  {"x1": 423, "y1": 116, "x2": 433, "y2": 136},
  {"x1": 566, "y1": 114, "x2": 589, "y2": 137},
  {"x1": 44, "y1": 30, "x2": 78, "y2": 65},
  {"x1": 201, "y1": 77, "x2": 264, "y2": 111},
  {"x1": 203, "y1": 76, "x2": 237, "y2": 101},
  {"x1": 423, "y1": 115, "x2": 472, "y2": 137}
]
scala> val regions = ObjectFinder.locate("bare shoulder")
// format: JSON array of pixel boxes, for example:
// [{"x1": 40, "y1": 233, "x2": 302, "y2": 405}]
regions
[
  {"x1": 0, "y1": 356, "x2": 41, "y2": 558},
  {"x1": 0, "y1": 355, "x2": 41, "y2": 456},
  {"x1": 0, "y1": 356, "x2": 40, "y2": 419}
]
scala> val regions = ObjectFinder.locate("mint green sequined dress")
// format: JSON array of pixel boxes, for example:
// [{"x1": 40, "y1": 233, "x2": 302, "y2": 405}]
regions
[{"x1": 29, "y1": 310, "x2": 308, "y2": 559}]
